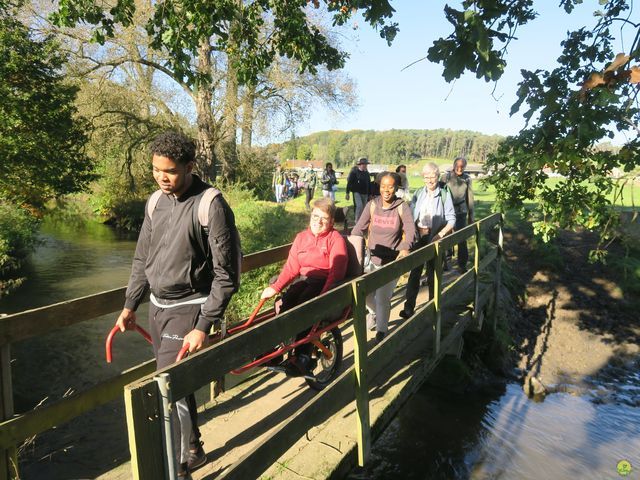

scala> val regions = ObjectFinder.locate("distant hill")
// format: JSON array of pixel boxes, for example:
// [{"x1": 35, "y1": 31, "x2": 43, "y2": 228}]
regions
[{"x1": 275, "y1": 129, "x2": 505, "y2": 168}]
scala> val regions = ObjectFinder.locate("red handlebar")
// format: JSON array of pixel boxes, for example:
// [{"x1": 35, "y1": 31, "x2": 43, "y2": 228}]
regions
[
  {"x1": 176, "y1": 298, "x2": 268, "y2": 362},
  {"x1": 176, "y1": 343, "x2": 190, "y2": 362},
  {"x1": 105, "y1": 324, "x2": 152, "y2": 363},
  {"x1": 227, "y1": 298, "x2": 267, "y2": 335}
]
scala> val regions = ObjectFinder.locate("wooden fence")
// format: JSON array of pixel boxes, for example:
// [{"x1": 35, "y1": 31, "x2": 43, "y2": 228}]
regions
[
  {"x1": 124, "y1": 212, "x2": 503, "y2": 479},
  {"x1": 0, "y1": 243, "x2": 293, "y2": 480}
]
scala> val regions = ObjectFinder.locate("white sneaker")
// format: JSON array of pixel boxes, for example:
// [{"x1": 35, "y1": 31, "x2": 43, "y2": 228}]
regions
[{"x1": 366, "y1": 313, "x2": 377, "y2": 331}]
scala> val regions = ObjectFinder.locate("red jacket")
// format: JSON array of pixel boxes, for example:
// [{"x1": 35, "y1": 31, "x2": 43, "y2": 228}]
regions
[{"x1": 272, "y1": 228, "x2": 348, "y2": 295}]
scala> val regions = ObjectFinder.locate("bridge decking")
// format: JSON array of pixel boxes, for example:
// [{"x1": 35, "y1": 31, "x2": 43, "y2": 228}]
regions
[{"x1": 99, "y1": 273, "x2": 471, "y2": 480}]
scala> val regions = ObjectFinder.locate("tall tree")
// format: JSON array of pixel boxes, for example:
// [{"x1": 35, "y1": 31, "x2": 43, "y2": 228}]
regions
[
  {"x1": 0, "y1": 10, "x2": 92, "y2": 209},
  {"x1": 52, "y1": 0, "x2": 398, "y2": 181},
  {"x1": 242, "y1": 54, "x2": 357, "y2": 146}
]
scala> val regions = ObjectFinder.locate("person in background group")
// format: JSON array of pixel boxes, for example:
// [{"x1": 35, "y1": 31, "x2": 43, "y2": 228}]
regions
[
  {"x1": 302, "y1": 162, "x2": 317, "y2": 211},
  {"x1": 115, "y1": 131, "x2": 241, "y2": 478},
  {"x1": 272, "y1": 163, "x2": 286, "y2": 203},
  {"x1": 443, "y1": 156, "x2": 474, "y2": 273},
  {"x1": 290, "y1": 172, "x2": 300, "y2": 198},
  {"x1": 369, "y1": 171, "x2": 381, "y2": 198},
  {"x1": 399, "y1": 162, "x2": 455, "y2": 319},
  {"x1": 351, "y1": 172, "x2": 415, "y2": 344},
  {"x1": 346, "y1": 157, "x2": 372, "y2": 223},
  {"x1": 395, "y1": 164, "x2": 410, "y2": 201},
  {"x1": 261, "y1": 198, "x2": 348, "y2": 373},
  {"x1": 321, "y1": 162, "x2": 338, "y2": 201}
]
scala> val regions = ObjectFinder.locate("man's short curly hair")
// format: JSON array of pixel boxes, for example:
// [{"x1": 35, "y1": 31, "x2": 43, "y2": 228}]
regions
[{"x1": 149, "y1": 131, "x2": 196, "y2": 165}]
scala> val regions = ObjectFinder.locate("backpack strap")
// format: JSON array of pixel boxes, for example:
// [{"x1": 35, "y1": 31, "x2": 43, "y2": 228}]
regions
[
  {"x1": 198, "y1": 187, "x2": 221, "y2": 232},
  {"x1": 146, "y1": 188, "x2": 221, "y2": 227},
  {"x1": 440, "y1": 184, "x2": 449, "y2": 205},
  {"x1": 147, "y1": 190, "x2": 163, "y2": 220}
]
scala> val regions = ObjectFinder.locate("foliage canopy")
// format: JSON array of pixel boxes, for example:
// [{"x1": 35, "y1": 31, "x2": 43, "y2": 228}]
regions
[
  {"x1": 280, "y1": 128, "x2": 504, "y2": 166},
  {"x1": 0, "y1": 11, "x2": 93, "y2": 209},
  {"x1": 52, "y1": 0, "x2": 398, "y2": 86},
  {"x1": 51, "y1": 0, "x2": 640, "y2": 248}
]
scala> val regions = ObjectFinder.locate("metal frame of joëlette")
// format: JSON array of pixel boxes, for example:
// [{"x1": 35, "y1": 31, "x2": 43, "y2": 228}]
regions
[{"x1": 105, "y1": 297, "x2": 350, "y2": 370}]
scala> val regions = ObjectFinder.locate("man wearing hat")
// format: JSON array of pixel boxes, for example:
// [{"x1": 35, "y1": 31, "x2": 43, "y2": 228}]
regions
[{"x1": 346, "y1": 157, "x2": 372, "y2": 223}]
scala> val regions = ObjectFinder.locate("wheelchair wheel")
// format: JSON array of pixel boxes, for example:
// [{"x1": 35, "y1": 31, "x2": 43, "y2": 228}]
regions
[{"x1": 305, "y1": 327, "x2": 343, "y2": 391}]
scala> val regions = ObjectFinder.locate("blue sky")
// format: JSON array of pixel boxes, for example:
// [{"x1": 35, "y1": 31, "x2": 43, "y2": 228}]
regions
[{"x1": 290, "y1": 1, "x2": 603, "y2": 140}]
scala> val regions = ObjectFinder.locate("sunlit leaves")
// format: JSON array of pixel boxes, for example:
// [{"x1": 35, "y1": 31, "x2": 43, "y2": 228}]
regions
[
  {"x1": 52, "y1": 0, "x2": 399, "y2": 86},
  {"x1": 0, "y1": 12, "x2": 93, "y2": 209},
  {"x1": 428, "y1": 0, "x2": 535, "y2": 82},
  {"x1": 427, "y1": 0, "x2": 640, "y2": 248}
]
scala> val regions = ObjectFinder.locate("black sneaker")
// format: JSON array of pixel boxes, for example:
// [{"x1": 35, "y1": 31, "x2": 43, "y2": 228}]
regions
[
  {"x1": 375, "y1": 331, "x2": 386, "y2": 345},
  {"x1": 188, "y1": 442, "x2": 207, "y2": 472},
  {"x1": 399, "y1": 309, "x2": 413, "y2": 320},
  {"x1": 283, "y1": 355, "x2": 311, "y2": 377},
  {"x1": 177, "y1": 462, "x2": 191, "y2": 479}
]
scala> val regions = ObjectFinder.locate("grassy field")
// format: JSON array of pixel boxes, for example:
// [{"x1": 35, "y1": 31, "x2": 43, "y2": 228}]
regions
[{"x1": 399, "y1": 163, "x2": 640, "y2": 208}]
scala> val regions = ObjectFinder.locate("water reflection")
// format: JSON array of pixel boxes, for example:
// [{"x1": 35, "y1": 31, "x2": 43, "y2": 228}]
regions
[
  {"x1": 0, "y1": 218, "x2": 138, "y2": 314},
  {"x1": 349, "y1": 383, "x2": 640, "y2": 480}
]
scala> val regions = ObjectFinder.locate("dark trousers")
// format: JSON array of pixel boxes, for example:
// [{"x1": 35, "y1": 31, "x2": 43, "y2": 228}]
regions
[
  {"x1": 149, "y1": 303, "x2": 202, "y2": 459},
  {"x1": 304, "y1": 187, "x2": 315, "y2": 210},
  {"x1": 454, "y1": 213, "x2": 469, "y2": 270},
  {"x1": 279, "y1": 277, "x2": 324, "y2": 356},
  {"x1": 403, "y1": 235, "x2": 435, "y2": 314}
]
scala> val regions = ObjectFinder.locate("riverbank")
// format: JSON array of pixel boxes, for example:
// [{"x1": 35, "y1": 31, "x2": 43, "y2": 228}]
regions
[{"x1": 505, "y1": 226, "x2": 640, "y2": 396}]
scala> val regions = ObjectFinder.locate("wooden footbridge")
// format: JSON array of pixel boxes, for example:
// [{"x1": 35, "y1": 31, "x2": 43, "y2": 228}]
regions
[{"x1": 0, "y1": 213, "x2": 503, "y2": 479}]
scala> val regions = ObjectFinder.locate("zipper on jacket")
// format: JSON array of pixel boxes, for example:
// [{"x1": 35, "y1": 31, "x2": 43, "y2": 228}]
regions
[{"x1": 153, "y1": 195, "x2": 176, "y2": 287}]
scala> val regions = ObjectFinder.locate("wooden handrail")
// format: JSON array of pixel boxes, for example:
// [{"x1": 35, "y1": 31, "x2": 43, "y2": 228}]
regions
[{"x1": 0, "y1": 243, "x2": 292, "y2": 346}]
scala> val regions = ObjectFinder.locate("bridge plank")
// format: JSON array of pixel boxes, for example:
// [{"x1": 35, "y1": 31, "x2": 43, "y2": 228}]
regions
[
  {"x1": 125, "y1": 381, "x2": 164, "y2": 480},
  {"x1": 351, "y1": 280, "x2": 371, "y2": 466},
  {"x1": 0, "y1": 287, "x2": 129, "y2": 345},
  {"x1": 240, "y1": 244, "x2": 291, "y2": 273}
]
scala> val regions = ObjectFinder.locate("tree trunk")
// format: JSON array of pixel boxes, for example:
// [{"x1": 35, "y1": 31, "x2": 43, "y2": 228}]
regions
[
  {"x1": 194, "y1": 39, "x2": 217, "y2": 182},
  {"x1": 218, "y1": 55, "x2": 239, "y2": 183},
  {"x1": 240, "y1": 82, "x2": 256, "y2": 149}
]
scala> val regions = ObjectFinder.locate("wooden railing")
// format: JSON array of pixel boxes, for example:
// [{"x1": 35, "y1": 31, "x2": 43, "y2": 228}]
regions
[
  {"x1": 124, "y1": 212, "x2": 503, "y2": 479},
  {"x1": 0, "y1": 243, "x2": 293, "y2": 480}
]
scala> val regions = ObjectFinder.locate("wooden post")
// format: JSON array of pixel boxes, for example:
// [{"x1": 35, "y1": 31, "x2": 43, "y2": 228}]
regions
[
  {"x1": 473, "y1": 221, "x2": 482, "y2": 330},
  {"x1": 433, "y1": 243, "x2": 443, "y2": 356},
  {"x1": 351, "y1": 279, "x2": 370, "y2": 467},
  {"x1": 125, "y1": 380, "x2": 166, "y2": 480},
  {"x1": 493, "y1": 214, "x2": 504, "y2": 330},
  {"x1": 0, "y1": 345, "x2": 16, "y2": 480}
]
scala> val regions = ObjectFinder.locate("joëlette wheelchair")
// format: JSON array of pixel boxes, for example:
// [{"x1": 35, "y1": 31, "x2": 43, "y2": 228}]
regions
[{"x1": 106, "y1": 234, "x2": 364, "y2": 391}]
